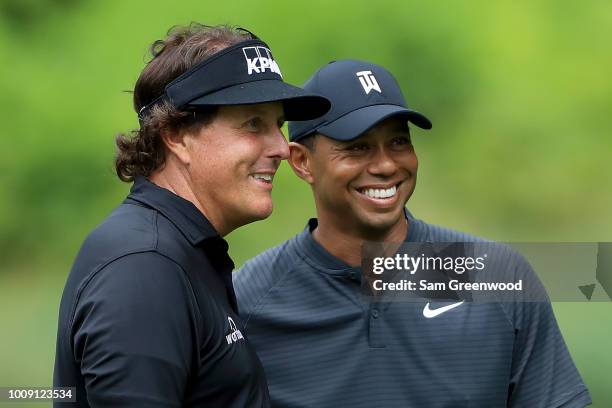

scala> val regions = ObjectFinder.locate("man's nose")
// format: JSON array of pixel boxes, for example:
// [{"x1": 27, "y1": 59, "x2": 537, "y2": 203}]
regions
[
  {"x1": 367, "y1": 147, "x2": 398, "y2": 177},
  {"x1": 266, "y1": 127, "x2": 290, "y2": 160}
]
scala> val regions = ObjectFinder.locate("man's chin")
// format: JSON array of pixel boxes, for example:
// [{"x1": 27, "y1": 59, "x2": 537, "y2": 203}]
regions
[
  {"x1": 246, "y1": 200, "x2": 274, "y2": 223},
  {"x1": 355, "y1": 210, "x2": 405, "y2": 238}
]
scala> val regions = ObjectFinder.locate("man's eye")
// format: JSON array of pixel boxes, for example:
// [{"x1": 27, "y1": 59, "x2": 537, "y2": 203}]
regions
[
  {"x1": 244, "y1": 118, "x2": 261, "y2": 131},
  {"x1": 347, "y1": 143, "x2": 368, "y2": 151},
  {"x1": 392, "y1": 136, "x2": 411, "y2": 146}
]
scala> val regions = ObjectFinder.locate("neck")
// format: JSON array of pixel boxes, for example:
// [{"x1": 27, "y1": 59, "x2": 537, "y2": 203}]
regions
[
  {"x1": 149, "y1": 164, "x2": 230, "y2": 236},
  {"x1": 312, "y1": 214, "x2": 408, "y2": 267}
]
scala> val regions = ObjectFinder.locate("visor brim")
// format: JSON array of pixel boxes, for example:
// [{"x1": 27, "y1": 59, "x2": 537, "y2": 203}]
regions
[{"x1": 186, "y1": 80, "x2": 331, "y2": 121}]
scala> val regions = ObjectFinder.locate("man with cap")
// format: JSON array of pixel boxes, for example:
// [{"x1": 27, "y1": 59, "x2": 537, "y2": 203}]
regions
[
  {"x1": 233, "y1": 60, "x2": 591, "y2": 407},
  {"x1": 53, "y1": 24, "x2": 329, "y2": 408}
]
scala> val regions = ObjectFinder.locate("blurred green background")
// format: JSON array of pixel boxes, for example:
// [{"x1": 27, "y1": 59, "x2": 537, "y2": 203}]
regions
[{"x1": 1, "y1": 0, "x2": 610, "y2": 406}]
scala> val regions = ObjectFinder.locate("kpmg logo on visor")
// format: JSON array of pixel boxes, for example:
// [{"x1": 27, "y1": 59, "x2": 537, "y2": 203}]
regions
[{"x1": 242, "y1": 46, "x2": 282, "y2": 77}]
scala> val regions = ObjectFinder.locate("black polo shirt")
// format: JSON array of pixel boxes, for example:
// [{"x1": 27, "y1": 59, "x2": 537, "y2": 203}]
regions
[{"x1": 54, "y1": 176, "x2": 270, "y2": 407}]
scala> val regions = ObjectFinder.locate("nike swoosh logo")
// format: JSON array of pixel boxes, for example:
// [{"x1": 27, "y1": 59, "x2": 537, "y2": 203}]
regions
[{"x1": 423, "y1": 301, "x2": 465, "y2": 318}]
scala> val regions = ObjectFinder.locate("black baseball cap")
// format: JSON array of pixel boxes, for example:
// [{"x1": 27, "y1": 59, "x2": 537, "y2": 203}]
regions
[
  {"x1": 139, "y1": 39, "x2": 331, "y2": 122},
  {"x1": 288, "y1": 59, "x2": 431, "y2": 142}
]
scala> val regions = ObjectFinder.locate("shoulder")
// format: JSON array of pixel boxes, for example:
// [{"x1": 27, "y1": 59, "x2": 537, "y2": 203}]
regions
[
  {"x1": 75, "y1": 203, "x2": 159, "y2": 272},
  {"x1": 88, "y1": 250, "x2": 189, "y2": 290},
  {"x1": 410, "y1": 216, "x2": 490, "y2": 243},
  {"x1": 71, "y1": 201, "x2": 199, "y2": 291},
  {"x1": 233, "y1": 235, "x2": 304, "y2": 318},
  {"x1": 68, "y1": 251, "x2": 198, "y2": 342},
  {"x1": 412, "y1": 216, "x2": 547, "y2": 324},
  {"x1": 409, "y1": 217, "x2": 522, "y2": 263},
  {"x1": 62, "y1": 203, "x2": 160, "y2": 318},
  {"x1": 68, "y1": 252, "x2": 198, "y2": 382},
  {"x1": 238, "y1": 235, "x2": 303, "y2": 275},
  {"x1": 59, "y1": 205, "x2": 204, "y2": 354},
  {"x1": 77, "y1": 251, "x2": 193, "y2": 315}
]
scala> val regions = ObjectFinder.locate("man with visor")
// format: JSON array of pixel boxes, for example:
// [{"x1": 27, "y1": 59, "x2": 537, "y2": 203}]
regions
[{"x1": 53, "y1": 24, "x2": 329, "y2": 407}]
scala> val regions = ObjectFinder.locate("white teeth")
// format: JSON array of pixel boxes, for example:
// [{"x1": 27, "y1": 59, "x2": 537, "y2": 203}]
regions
[
  {"x1": 361, "y1": 185, "x2": 397, "y2": 199},
  {"x1": 253, "y1": 174, "x2": 273, "y2": 182}
]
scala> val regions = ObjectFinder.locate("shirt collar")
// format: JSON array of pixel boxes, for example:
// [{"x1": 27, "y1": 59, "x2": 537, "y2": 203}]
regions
[
  {"x1": 297, "y1": 209, "x2": 422, "y2": 282},
  {"x1": 124, "y1": 176, "x2": 220, "y2": 246}
]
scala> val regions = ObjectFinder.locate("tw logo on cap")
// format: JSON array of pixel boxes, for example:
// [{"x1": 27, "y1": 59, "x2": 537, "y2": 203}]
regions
[
  {"x1": 356, "y1": 70, "x2": 381, "y2": 94},
  {"x1": 242, "y1": 46, "x2": 282, "y2": 77}
]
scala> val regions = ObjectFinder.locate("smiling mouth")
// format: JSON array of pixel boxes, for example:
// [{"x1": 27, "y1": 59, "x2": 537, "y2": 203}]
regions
[
  {"x1": 250, "y1": 173, "x2": 274, "y2": 184},
  {"x1": 356, "y1": 182, "x2": 402, "y2": 200}
]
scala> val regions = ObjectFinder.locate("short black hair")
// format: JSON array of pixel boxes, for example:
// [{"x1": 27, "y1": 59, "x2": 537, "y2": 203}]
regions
[{"x1": 295, "y1": 133, "x2": 318, "y2": 151}]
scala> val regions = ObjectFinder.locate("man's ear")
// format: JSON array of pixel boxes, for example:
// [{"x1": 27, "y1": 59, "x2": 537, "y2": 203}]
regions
[
  {"x1": 288, "y1": 142, "x2": 315, "y2": 184},
  {"x1": 159, "y1": 129, "x2": 191, "y2": 165}
]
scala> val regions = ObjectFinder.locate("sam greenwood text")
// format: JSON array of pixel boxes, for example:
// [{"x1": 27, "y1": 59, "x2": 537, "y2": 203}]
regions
[{"x1": 372, "y1": 279, "x2": 523, "y2": 292}]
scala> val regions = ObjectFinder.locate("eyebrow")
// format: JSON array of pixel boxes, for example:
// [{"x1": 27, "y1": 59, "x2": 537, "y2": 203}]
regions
[
  {"x1": 242, "y1": 106, "x2": 266, "y2": 116},
  {"x1": 331, "y1": 141, "x2": 354, "y2": 151},
  {"x1": 332, "y1": 139, "x2": 364, "y2": 150},
  {"x1": 241, "y1": 106, "x2": 285, "y2": 122}
]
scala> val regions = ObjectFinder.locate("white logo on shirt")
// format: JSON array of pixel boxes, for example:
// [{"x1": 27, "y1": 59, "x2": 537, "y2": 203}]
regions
[
  {"x1": 422, "y1": 301, "x2": 465, "y2": 318},
  {"x1": 356, "y1": 70, "x2": 381, "y2": 94},
  {"x1": 243, "y1": 46, "x2": 283, "y2": 77},
  {"x1": 226, "y1": 316, "x2": 245, "y2": 345}
]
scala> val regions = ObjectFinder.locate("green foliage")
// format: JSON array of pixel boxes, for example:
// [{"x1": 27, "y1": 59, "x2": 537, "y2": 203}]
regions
[
  {"x1": 0, "y1": 0, "x2": 610, "y2": 405},
  {"x1": 1, "y1": 0, "x2": 610, "y2": 268}
]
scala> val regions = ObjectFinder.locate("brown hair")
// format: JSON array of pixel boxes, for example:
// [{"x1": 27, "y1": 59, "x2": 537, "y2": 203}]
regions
[{"x1": 115, "y1": 23, "x2": 253, "y2": 182}]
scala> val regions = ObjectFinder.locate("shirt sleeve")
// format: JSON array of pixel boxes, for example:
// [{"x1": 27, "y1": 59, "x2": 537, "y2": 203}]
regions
[
  {"x1": 507, "y1": 256, "x2": 591, "y2": 408},
  {"x1": 71, "y1": 252, "x2": 197, "y2": 407}
]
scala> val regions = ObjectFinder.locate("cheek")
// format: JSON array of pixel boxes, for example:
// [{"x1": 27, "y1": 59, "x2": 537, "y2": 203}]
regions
[
  {"x1": 314, "y1": 162, "x2": 342, "y2": 186},
  {"x1": 191, "y1": 137, "x2": 261, "y2": 180},
  {"x1": 192, "y1": 143, "x2": 230, "y2": 181},
  {"x1": 397, "y1": 151, "x2": 418, "y2": 175},
  {"x1": 409, "y1": 150, "x2": 418, "y2": 172},
  {"x1": 318, "y1": 163, "x2": 364, "y2": 201},
  {"x1": 228, "y1": 135, "x2": 265, "y2": 168}
]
